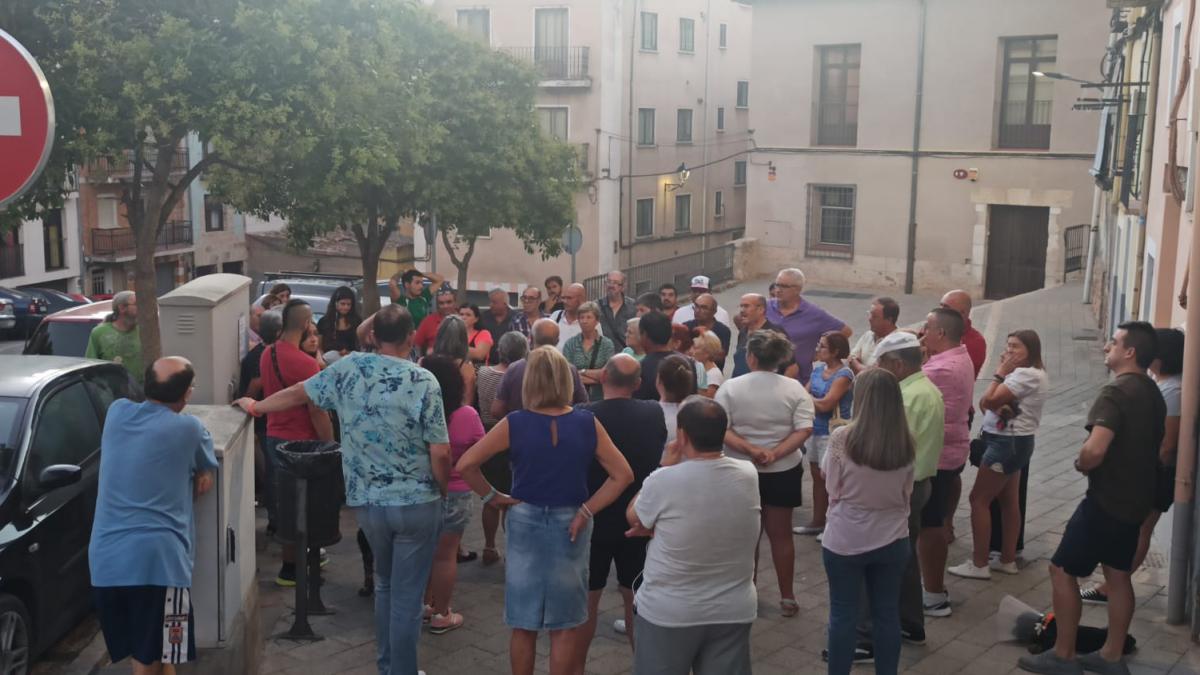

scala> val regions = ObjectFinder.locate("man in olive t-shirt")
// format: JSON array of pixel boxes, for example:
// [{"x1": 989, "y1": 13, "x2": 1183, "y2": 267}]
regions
[{"x1": 86, "y1": 291, "x2": 143, "y2": 386}]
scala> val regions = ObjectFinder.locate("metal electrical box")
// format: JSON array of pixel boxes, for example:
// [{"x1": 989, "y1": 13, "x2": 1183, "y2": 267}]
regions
[{"x1": 159, "y1": 273, "x2": 252, "y2": 405}]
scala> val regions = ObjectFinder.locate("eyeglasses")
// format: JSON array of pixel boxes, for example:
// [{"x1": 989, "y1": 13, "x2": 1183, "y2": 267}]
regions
[{"x1": 521, "y1": 295, "x2": 539, "y2": 301}]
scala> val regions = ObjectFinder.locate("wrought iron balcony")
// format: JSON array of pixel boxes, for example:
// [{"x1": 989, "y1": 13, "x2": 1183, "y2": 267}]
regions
[
  {"x1": 91, "y1": 221, "x2": 193, "y2": 259},
  {"x1": 500, "y1": 46, "x2": 591, "y2": 86},
  {"x1": 85, "y1": 147, "x2": 191, "y2": 183}
]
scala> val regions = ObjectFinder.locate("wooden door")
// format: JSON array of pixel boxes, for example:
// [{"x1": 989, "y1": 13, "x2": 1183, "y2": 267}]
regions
[{"x1": 985, "y1": 205, "x2": 1049, "y2": 299}]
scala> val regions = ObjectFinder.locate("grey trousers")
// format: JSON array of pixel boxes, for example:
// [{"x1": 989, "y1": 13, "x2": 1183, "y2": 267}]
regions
[
  {"x1": 857, "y1": 477, "x2": 931, "y2": 637},
  {"x1": 633, "y1": 615, "x2": 752, "y2": 675}
]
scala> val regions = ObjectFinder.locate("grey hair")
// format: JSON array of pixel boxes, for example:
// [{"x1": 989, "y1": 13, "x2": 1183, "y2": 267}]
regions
[
  {"x1": 108, "y1": 290, "x2": 135, "y2": 322},
  {"x1": 777, "y1": 267, "x2": 806, "y2": 290},
  {"x1": 746, "y1": 329, "x2": 794, "y2": 371},
  {"x1": 488, "y1": 287, "x2": 508, "y2": 298},
  {"x1": 497, "y1": 331, "x2": 529, "y2": 365},
  {"x1": 577, "y1": 301, "x2": 601, "y2": 320},
  {"x1": 259, "y1": 310, "x2": 283, "y2": 345},
  {"x1": 433, "y1": 314, "x2": 469, "y2": 361}
]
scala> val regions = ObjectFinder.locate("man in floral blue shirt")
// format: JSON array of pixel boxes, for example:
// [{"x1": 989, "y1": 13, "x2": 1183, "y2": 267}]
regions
[{"x1": 236, "y1": 304, "x2": 450, "y2": 674}]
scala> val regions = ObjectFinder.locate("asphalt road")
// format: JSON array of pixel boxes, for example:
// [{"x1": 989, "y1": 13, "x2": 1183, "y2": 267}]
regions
[{"x1": 0, "y1": 340, "x2": 25, "y2": 355}]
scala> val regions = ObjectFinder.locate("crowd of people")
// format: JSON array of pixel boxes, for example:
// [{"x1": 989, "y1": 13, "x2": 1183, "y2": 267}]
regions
[{"x1": 81, "y1": 266, "x2": 1183, "y2": 675}]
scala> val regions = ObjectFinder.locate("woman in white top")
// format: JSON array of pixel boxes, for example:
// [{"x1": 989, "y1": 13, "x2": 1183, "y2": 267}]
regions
[
  {"x1": 656, "y1": 354, "x2": 696, "y2": 451},
  {"x1": 949, "y1": 329, "x2": 1048, "y2": 580},
  {"x1": 690, "y1": 331, "x2": 725, "y2": 398},
  {"x1": 715, "y1": 330, "x2": 815, "y2": 617}
]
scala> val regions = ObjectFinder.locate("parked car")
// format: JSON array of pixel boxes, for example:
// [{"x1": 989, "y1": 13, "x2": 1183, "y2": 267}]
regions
[
  {"x1": 20, "y1": 288, "x2": 89, "y2": 316},
  {"x1": 0, "y1": 289, "x2": 48, "y2": 340},
  {"x1": 258, "y1": 273, "x2": 366, "y2": 322},
  {"x1": 0, "y1": 356, "x2": 140, "y2": 673},
  {"x1": 23, "y1": 302, "x2": 113, "y2": 358},
  {"x1": 0, "y1": 300, "x2": 14, "y2": 334}
]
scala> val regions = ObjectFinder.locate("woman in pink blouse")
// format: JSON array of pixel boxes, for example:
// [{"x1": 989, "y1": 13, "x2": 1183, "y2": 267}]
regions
[{"x1": 821, "y1": 368, "x2": 915, "y2": 675}]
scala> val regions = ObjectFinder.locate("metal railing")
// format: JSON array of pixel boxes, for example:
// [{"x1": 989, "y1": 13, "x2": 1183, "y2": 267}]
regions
[
  {"x1": 1063, "y1": 224, "x2": 1089, "y2": 280},
  {"x1": 500, "y1": 46, "x2": 590, "y2": 82},
  {"x1": 92, "y1": 221, "x2": 193, "y2": 258},
  {"x1": 0, "y1": 245, "x2": 24, "y2": 279},
  {"x1": 582, "y1": 243, "x2": 736, "y2": 299},
  {"x1": 88, "y1": 146, "x2": 191, "y2": 181}
]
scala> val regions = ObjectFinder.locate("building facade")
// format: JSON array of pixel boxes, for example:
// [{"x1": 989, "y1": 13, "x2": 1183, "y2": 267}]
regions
[
  {"x1": 0, "y1": 192, "x2": 84, "y2": 294},
  {"x1": 423, "y1": 0, "x2": 753, "y2": 295},
  {"x1": 743, "y1": 0, "x2": 1110, "y2": 298}
]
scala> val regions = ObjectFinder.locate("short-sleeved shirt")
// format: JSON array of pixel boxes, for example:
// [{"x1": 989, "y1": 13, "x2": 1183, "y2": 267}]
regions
[
  {"x1": 715, "y1": 371, "x2": 815, "y2": 473},
  {"x1": 633, "y1": 350, "x2": 699, "y2": 401},
  {"x1": 981, "y1": 367, "x2": 1049, "y2": 436},
  {"x1": 765, "y1": 298, "x2": 846, "y2": 384},
  {"x1": 809, "y1": 362, "x2": 853, "y2": 436},
  {"x1": 733, "y1": 319, "x2": 787, "y2": 377},
  {"x1": 1159, "y1": 375, "x2": 1182, "y2": 417},
  {"x1": 467, "y1": 329, "x2": 494, "y2": 364},
  {"x1": 85, "y1": 322, "x2": 144, "y2": 385},
  {"x1": 598, "y1": 297, "x2": 638, "y2": 351},
  {"x1": 551, "y1": 310, "x2": 605, "y2": 349},
  {"x1": 413, "y1": 312, "x2": 446, "y2": 352},
  {"x1": 476, "y1": 365, "x2": 506, "y2": 429},
  {"x1": 671, "y1": 304, "x2": 734, "y2": 332},
  {"x1": 447, "y1": 406, "x2": 485, "y2": 493},
  {"x1": 89, "y1": 400, "x2": 218, "y2": 588},
  {"x1": 562, "y1": 333, "x2": 616, "y2": 400},
  {"x1": 508, "y1": 311, "x2": 546, "y2": 344},
  {"x1": 899, "y1": 371, "x2": 944, "y2": 481},
  {"x1": 494, "y1": 357, "x2": 588, "y2": 413},
  {"x1": 1085, "y1": 372, "x2": 1166, "y2": 524},
  {"x1": 923, "y1": 345, "x2": 976, "y2": 470},
  {"x1": 394, "y1": 286, "x2": 433, "y2": 327},
  {"x1": 479, "y1": 308, "x2": 513, "y2": 362},
  {"x1": 820, "y1": 425, "x2": 914, "y2": 556},
  {"x1": 962, "y1": 323, "x2": 987, "y2": 377},
  {"x1": 634, "y1": 456, "x2": 760, "y2": 627},
  {"x1": 304, "y1": 352, "x2": 449, "y2": 507},
  {"x1": 850, "y1": 330, "x2": 889, "y2": 368},
  {"x1": 581, "y1": 398, "x2": 666, "y2": 539},
  {"x1": 260, "y1": 340, "x2": 321, "y2": 440}
]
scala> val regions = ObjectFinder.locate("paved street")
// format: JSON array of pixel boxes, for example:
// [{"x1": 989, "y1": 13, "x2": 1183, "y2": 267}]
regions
[
  {"x1": 241, "y1": 281, "x2": 1200, "y2": 675},
  {"x1": 0, "y1": 339, "x2": 25, "y2": 355}
]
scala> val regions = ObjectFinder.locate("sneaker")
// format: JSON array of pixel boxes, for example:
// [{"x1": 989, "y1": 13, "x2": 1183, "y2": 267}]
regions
[
  {"x1": 948, "y1": 561, "x2": 991, "y2": 580},
  {"x1": 990, "y1": 559, "x2": 1019, "y2": 575},
  {"x1": 923, "y1": 591, "x2": 952, "y2": 618},
  {"x1": 319, "y1": 548, "x2": 330, "y2": 568},
  {"x1": 275, "y1": 564, "x2": 296, "y2": 587},
  {"x1": 901, "y1": 626, "x2": 925, "y2": 644},
  {"x1": 428, "y1": 611, "x2": 464, "y2": 635},
  {"x1": 821, "y1": 644, "x2": 874, "y2": 664},
  {"x1": 1017, "y1": 650, "x2": 1083, "y2": 674},
  {"x1": 793, "y1": 525, "x2": 824, "y2": 535},
  {"x1": 1080, "y1": 587, "x2": 1109, "y2": 605},
  {"x1": 422, "y1": 604, "x2": 434, "y2": 624},
  {"x1": 1077, "y1": 652, "x2": 1131, "y2": 675},
  {"x1": 612, "y1": 619, "x2": 627, "y2": 634}
]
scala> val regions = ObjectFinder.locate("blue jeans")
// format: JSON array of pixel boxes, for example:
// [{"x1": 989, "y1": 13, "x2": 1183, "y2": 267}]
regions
[
  {"x1": 823, "y1": 538, "x2": 910, "y2": 675},
  {"x1": 356, "y1": 500, "x2": 443, "y2": 675}
]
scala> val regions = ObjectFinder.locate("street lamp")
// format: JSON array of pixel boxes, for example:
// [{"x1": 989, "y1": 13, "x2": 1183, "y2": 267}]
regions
[
  {"x1": 1033, "y1": 70, "x2": 1149, "y2": 89},
  {"x1": 665, "y1": 163, "x2": 689, "y2": 191}
]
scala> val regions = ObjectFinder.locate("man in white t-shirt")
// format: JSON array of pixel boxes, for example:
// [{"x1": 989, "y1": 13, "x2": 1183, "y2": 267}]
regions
[
  {"x1": 627, "y1": 397, "x2": 761, "y2": 675},
  {"x1": 551, "y1": 282, "x2": 604, "y2": 349},
  {"x1": 848, "y1": 296, "x2": 899, "y2": 373},
  {"x1": 672, "y1": 275, "x2": 734, "y2": 331}
]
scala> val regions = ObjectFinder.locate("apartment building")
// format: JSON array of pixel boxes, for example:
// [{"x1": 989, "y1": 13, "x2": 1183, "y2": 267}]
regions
[
  {"x1": 423, "y1": 0, "x2": 753, "y2": 294},
  {"x1": 0, "y1": 193, "x2": 84, "y2": 294},
  {"x1": 743, "y1": 0, "x2": 1110, "y2": 298}
]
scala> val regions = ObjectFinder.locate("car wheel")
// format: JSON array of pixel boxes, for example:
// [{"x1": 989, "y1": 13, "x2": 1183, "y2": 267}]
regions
[{"x1": 0, "y1": 594, "x2": 31, "y2": 675}]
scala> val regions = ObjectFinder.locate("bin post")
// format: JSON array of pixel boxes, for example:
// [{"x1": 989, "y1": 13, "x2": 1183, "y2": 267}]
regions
[
  {"x1": 307, "y1": 544, "x2": 332, "y2": 615},
  {"x1": 277, "y1": 479, "x2": 321, "y2": 641}
]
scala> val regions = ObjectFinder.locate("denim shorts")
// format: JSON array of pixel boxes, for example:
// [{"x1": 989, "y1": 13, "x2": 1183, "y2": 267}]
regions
[
  {"x1": 806, "y1": 435, "x2": 830, "y2": 467},
  {"x1": 443, "y1": 492, "x2": 473, "y2": 534},
  {"x1": 504, "y1": 503, "x2": 591, "y2": 631},
  {"x1": 980, "y1": 432, "x2": 1035, "y2": 475}
]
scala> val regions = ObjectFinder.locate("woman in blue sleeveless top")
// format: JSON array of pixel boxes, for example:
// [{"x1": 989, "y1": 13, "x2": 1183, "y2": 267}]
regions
[{"x1": 457, "y1": 346, "x2": 633, "y2": 675}]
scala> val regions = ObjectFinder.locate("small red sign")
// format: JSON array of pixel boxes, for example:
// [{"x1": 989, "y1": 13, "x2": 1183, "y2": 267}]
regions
[
  {"x1": 0, "y1": 29, "x2": 55, "y2": 210},
  {"x1": 953, "y1": 169, "x2": 968, "y2": 180}
]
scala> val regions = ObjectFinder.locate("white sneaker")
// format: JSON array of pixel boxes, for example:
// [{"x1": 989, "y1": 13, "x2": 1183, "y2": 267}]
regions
[
  {"x1": 612, "y1": 619, "x2": 627, "y2": 634},
  {"x1": 989, "y1": 559, "x2": 1019, "y2": 575},
  {"x1": 947, "y1": 561, "x2": 991, "y2": 580},
  {"x1": 922, "y1": 591, "x2": 952, "y2": 617}
]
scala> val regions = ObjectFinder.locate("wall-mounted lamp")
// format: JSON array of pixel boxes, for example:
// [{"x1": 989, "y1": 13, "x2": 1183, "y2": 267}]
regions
[{"x1": 665, "y1": 163, "x2": 690, "y2": 192}]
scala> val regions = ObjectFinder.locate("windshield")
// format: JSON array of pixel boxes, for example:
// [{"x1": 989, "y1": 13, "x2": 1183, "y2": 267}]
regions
[{"x1": 23, "y1": 321, "x2": 96, "y2": 358}]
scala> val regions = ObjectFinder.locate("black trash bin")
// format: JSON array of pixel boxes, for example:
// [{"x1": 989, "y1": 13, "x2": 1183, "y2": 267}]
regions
[{"x1": 276, "y1": 440, "x2": 344, "y2": 548}]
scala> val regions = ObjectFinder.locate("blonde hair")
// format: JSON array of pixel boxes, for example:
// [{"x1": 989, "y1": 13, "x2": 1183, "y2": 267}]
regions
[
  {"x1": 577, "y1": 301, "x2": 601, "y2": 321},
  {"x1": 522, "y1": 346, "x2": 575, "y2": 410},
  {"x1": 844, "y1": 369, "x2": 914, "y2": 471},
  {"x1": 693, "y1": 331, "x2": 723, "y2": 360}
]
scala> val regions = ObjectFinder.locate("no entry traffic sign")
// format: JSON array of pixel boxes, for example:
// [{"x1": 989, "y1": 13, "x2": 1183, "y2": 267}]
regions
[{"x1": 0, "y1": 29, "x2": 55, "y2": 210}]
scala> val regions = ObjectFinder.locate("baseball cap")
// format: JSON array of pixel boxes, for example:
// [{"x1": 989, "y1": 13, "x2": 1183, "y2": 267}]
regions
[
  {"x1": 872, "y1": 331, "x2": 921, "y2": 361},
  {"x1": 690, "y1": 275, "x2": 711, "y2": 290}
]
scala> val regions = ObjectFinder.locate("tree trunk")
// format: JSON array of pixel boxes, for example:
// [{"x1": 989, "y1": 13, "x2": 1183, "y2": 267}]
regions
[
  {"x1": 352, "y1": 203, "x2": 395, "y2": 316},
  {"x1": 441, "y1": 229, "x2": 476, "y2": 304}
]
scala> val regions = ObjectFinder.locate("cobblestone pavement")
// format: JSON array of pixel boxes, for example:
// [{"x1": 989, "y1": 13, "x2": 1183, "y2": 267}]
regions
[{"x1": 254, "y1": 281, "x2": 1200, "y2": 675}]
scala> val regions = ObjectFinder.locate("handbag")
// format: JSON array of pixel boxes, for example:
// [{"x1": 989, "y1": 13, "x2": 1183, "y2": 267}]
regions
[
  {"x1": 828, "y1": 403, "x2": 850, "y2": 430},
  {"x1": 969, "y1": 435, "x2": 987, "y2": 467}
]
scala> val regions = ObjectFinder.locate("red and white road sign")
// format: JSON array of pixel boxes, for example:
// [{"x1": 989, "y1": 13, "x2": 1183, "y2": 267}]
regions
[{"x1": 0, "y1": 29, "x2": 55, "y2": 210}]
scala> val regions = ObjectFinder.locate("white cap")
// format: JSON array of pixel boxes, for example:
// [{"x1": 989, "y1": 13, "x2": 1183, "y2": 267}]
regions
[
  {"x1": 872, "y1": 331, "x2": 921, "y2": 361},
  {"x1": 690, "y1": 275, "x2": 711, "y2": 289}
]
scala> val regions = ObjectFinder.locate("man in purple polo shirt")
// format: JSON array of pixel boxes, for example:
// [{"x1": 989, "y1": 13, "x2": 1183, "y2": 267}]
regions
[{"x1": 765, "y1": 268, "x2": 851, "y2": 385}]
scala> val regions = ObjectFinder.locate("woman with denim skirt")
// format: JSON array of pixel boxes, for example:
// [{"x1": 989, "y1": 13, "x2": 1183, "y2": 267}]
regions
[
  {"x1": 456, "y1": 346, "x2": 634, "y2": 675},
  {"x1": 949, "y1": 330, "x2": 1048, "y2": 580},
  {"x1": 821, "y1": 368, "x2": 915, "y2": 675}
]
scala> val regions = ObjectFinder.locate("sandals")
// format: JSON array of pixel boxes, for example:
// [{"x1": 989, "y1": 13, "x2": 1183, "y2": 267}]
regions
[
  {"x1": 457, "y1": 550, "x2": 478, "y2": 563},
  {"x1": 428, "y1": 611, "x2": 464, "y2": 634},
  {"x1": 482, "y1": 547, "x2": 501, "y2": 566},
  {"x1": 780, "y1": 598, "x2": 800, "y2": 618}
]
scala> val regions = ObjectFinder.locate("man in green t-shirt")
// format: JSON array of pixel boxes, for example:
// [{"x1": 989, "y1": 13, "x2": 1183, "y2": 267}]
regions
[
  {"x1": 86, "y1": 290, "x2": 144, "y2": 385},
  {"x1": 388, "y1": 268, "x2": 444, "y2": 328}
]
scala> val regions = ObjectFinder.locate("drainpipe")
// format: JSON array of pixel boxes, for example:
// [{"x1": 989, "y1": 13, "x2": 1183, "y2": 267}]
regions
[
  {"x1": 1130, "y1": 16, "x2": 1161, "y2": 319},
  {"x1": 624, "y1": 0, "x2": 638, "y2": 268},
  {"x1": 902, "y1": 0, "x2": 927, "y2": 295}
]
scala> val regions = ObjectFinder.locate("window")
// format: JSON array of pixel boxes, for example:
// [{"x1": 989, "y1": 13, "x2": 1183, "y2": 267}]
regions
[
  {"x1": 636, "y1": 198, "x2": 654, "y2": 237},
  {"x1": 714, "y1": 190, "x2": 724, "y2": 217},
  {"x1": 816, "y1": 44, "x2": 861, "y2": 146},
  {"x1": 534, "y1": 8, "x2": 569, "y2": 77},
  {"x1": 676, "y1": 109, "x2": 693, "y2": 143},
  {"x1": 204, "y1": 195, "x2": 225, "y2": 232},
  {"x1": 736, "y1": 80, "x2": 749, "y2": 108},
  {"x1": 734, "y1": 160, "x2": 747, "y2": 186},
  {"x1": 806, "y1": 185, "x2": 856, "y2": 259},
  {"x1": 1170, "y1": 23, "x2": 1183, "y2": 98},
  {"x1": 640, "y1": 12, "x2": 658, "y2": 51},
  {"x1": 83, "y1": 367, "x2": 137, "y2": 420},
  {"x1": 537, "y1": 107, "x2": 569, "y2": 141},
  {"x1": 717, "y1": 107, "x2": 725, "y2": 131},
  {"x1": 90, "y1": 269, "x2": 106, "y2": 295},
  {"x1": 719, "y1": 23, "x2": 728, "y2": 48},
  {"x1": 679, "y1": 18, "x2": 695, "y2": 53},
  {"x1": 43, "y1": 208, "x2": 65, "y2": 271},
  {"x1": 675, "y1": 194, "x2": 692, "y2": 232},
  {"x1": 638, "y1": 108, "x2": 656, "y2": 146},
  {"x1": 24, "y1": 382, "x2": 101, "y2": 496},
  {"x1": 998, "y1": 36, "x2": 1056, "y2": 150},
  {"x1": 456, "y1": 9, "x2": 490, "y2": 43}
]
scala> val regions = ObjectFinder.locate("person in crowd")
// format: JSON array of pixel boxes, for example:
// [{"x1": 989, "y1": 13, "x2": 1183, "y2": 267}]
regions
[
  {"x1": 732, "y1": 293, "x2": 785, "y2": 377},
  {"x1": 598, "y1": 270, "x2": 637, "y2": 351},
  {"x1": 237, "y1": 305, "x2": 452, "y2": 675},
  {"x1": 563, "y1": 301, "x2": 616, "y2": 402},
  {"x1": 389, "y1": 268, "x2": 444, "y2": 328},
  {"x1": 413, "y1": 288, "x2": 458, "y2": 354},
  {"x1": 768, "y1": 282, "x2": 779, "y2": 299},
  {"x1": 90, "y1": 357, "x2": 217, "y2": 673},
  {"x1": 672, "y1": 276, "x2": 733, "y2": 330},
  {"x1": 261, "y1": 292, "x2": 284, "y2": 311},
  {"x1": 480, "y1": 288, "x2": 515, "y2": 363},
  {"x1": 1082, "y1": 328, "x2": 1184, "y2": 605},
  {"x1": 576, "y1": 354, "x2": 667, "y2": 667},
  {"x1": 247, "y1": 295, "x2": 276, "y2": 349},
  {"x1": 950, "y1": 329, "x2": 1048, "y2": 580},
  {"x1": 542, "y1": 275, "x2": 565, "y2": 315},
  {"x1": 240, "y1": 310, "x2": 281, "y2": 503},
  {"x1": 669, "y1": 323, "x2": 708, "y2": 391},
  {"x1": 620, "y1": 317, "x2": 644, "y2": 361},
  {"x1": 916, "y1": 308, "x2": 976, "y2": 618},
  {"x1": 657, "y1": 355, "x2": 697, "y2": 450},
  {"x1": 317, "y1": 286, "x2": 361, "y2": 357},
  {"x1": 456, "y1": 347, "x2": 634, "y2": 675},
  {"x1": 431, "y1": 315, "x2": 477, "y2": 407},
  {"x1": 659, "y1": 283, "x2": 679, "y2": 319},
  {"x1": 939, "y1": 290, "x2": 985, "y2": 377},
  {"x1": 510, "y1": 287, "x2": 546, "y2": 344},
  {"x1": 552, "y1": 283, "x2": 604, "y2": 349},
  {"x1": 420, "y1": 355, "x2": 485, "y2": 634},
  {"x1": 766, "y1": 268, "x2": 852, "y2": 385},
  {"x1": 269, "y1": 283, "x2": 293, "y2": 303},
  {"x1": 86, "y1": 290, "x2": 143, "y2": 385},
  {"x1": 300, "y1": 321, "x2": 327, "y2": 369},
  {"x1": 634, "y1": 312, "x2": 681, "y2": 401},
  {"x1": 493, "y1": 319, "x2": 589, "y2": 418},
  {"x1": 685, "y1": 293, "x2": 732, "y2": 369},
  {"x1": 476, "y1": 332, "x2": 529, "y2": 566},
  {"x1": 716, "y1": 330, "x2": 814, "y2": 618},
  {"x1": 626, "y1": 397, "x2": 761, "y2": 675},
  {"x1": 821, "y1": 368, "x2": 915, "y2": 675},
  {"x1": 1018, "y1": 322, "x2": 1164, "y2": 675},
  {"x1": 691, "y1": 331, "x2": 725, "y2": 397},
  {"x1": 635, "y1": 292, "x2": 662, "y2": 316},
  {"x1": 795, "y1": 331, "x2": 854, "y2": 536},
  {"x1": 848, "y1": 297, "x2": 899, "y2": 373},
  {"x1": 458, "y1": 303, "x2": 494, "y2": 366}
]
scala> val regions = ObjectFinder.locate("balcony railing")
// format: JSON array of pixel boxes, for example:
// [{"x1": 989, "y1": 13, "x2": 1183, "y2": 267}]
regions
[
  {"x1": 86, "y1": 146, "x2": 191, "y2": 183},
  {"x1": 0, "y1": 245, "x2": 24, "y2": 279},
  {"x1": 500, "y1": 46, "x2": 590, "y2": 84},
  {"x1": 91, "y1": 221, "x2": 193, "y2": 259}
]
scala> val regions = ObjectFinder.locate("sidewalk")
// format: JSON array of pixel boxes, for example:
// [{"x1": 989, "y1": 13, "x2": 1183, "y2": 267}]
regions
[{"x1": 246, "y1": 282, "x2": 1200, "y2": 674}]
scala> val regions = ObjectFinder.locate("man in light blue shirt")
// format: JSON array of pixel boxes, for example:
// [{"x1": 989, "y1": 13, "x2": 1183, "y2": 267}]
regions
[{"x1": 89, "y1": 356, "x2": 217, "y2": 670}]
